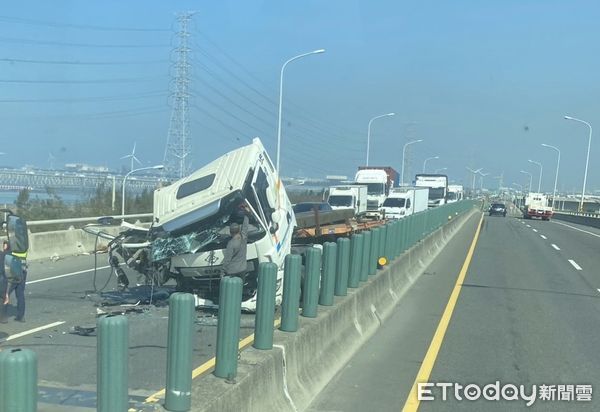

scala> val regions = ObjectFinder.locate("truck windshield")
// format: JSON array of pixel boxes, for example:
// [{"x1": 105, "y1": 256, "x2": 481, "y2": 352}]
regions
[
  {"x1": 447, "y1": 192, "x2": 458, "y2": 200},
  {"x1": 328, "y1": 195, "x2": 353, "y2": 207},
  {"x1": 383, "y1": 197, "x2": 405, "y2": 208},
  {"x1": 365, "y1": 183, "x2": 385, "y2": 195},
  {"x1": 428, "y1": 188, "x2": 445, "y2": 200}
]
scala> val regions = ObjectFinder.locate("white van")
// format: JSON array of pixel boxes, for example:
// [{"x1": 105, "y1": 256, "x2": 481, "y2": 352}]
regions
[{"x1": 382, "y1": 187, "x2": 429, "y2": 219}]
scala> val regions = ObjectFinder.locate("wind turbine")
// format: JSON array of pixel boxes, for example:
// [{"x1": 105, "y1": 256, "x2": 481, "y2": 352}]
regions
[
  {"x1": 466, "y1": 167, "x2": 483, "y2": 192},
  {"x1": 478, "y1": 171, "x2": 490, "y2": 190},
  {"x1": 121, "y1": 142, "x2": 141, "y2": 172}
]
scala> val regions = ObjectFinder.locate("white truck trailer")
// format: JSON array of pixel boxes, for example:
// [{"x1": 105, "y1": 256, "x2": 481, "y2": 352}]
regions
[
  {"x1": 326, "y1": 185, "x2": 367, "y2": 215},
  {"x1": 381, "y1": 187, "x2": 429, "y2": 219},
  {"x1": 447, "y1": 184, "x2": 464, "y2": 203},
  {"x1": 415, "y1": 174, "x2": 449, "y2": 207}
]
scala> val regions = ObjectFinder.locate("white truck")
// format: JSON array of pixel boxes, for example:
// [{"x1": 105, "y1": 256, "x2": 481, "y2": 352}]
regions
[
  {"x1": 523, "y1": 192, "x2": 553, "y2": 220},
  {"x1": 106, "y1": 138, "x2": 296, "y2": 311},
  {"x1": 326, "y1": 185, "x2": 367, "y2": 215},
  {"x1": 415, "y1": 174, "x2": 448, "y2": 207},
  {"x1": 354, "y1": 166, "x2": 399, "y2": 212},
  {"x1": 381, "y1": 187, "x2": 429, "y2": 219},
  {"x1": 447, "y1": 184, "x2": 464, "y2": 203}
]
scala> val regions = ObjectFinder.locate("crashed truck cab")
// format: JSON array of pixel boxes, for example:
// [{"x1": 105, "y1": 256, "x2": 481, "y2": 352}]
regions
[{"x1": 150, "y1": 138, "x2": 296, "y2": 311}]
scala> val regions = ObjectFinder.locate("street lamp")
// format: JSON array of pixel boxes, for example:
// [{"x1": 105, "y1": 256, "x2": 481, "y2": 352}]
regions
[
  {"x1": 564, "y1": 115, "x2": 592, "y2": 212},
  {"x1": 520, "y1": 170, "x2": 533, "y2": 192},
  {"x1": 276, "y1": 49, "x2": 325, "y2": 177},
  {"x1": 528, "y1": 159, "x2": 543, "y2": 192},
  {"x1": 366, "y1": 112, "x2": 395, "y2": 166},
  {"x1": 434, "y1": 167, "x2": 447, "y2": 173},
  {"x1": 422, "y1": 156, "x2": 439, "y2": 173},
  {"x1": 541, "y1": 143, "x2": 561, "y2": 209},
  {"x1": 122, "y1": 165, "x2": 164, "y2": 220},
  {"x1": 401, "y1": 139, "x2": 423, "y2": 185}
]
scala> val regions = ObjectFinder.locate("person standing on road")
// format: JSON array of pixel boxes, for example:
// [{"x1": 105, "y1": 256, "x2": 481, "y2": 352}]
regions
[
  {"x1": 0, "y1": 241, "x2": 8, "y2": 323},
  {"x1": 222, "y1": 203, "x2": 250, "y2": 281},
  {"x1": 6, "y1": 242, "x2": 27, "y2": 323}
]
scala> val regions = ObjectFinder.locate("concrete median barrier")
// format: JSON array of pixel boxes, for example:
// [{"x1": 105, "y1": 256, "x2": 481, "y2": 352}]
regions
[
  {"x1": 553, "y1": 212, "x2": 600, "y2": 229},
  {"x1": 186, "y1": 206, "x2": 480, "y2": 412}
]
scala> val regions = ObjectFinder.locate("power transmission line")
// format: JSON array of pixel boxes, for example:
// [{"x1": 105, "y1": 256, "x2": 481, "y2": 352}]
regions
[
  {"x1": 0, "y1": 57, "x2": 168, "y2": 65},
  {"x1": 0, "y1": 15, "x2": 170, "y2": 32},
  {"x1": 0, "y1": 35, "x2": 170, "y2": 48}
]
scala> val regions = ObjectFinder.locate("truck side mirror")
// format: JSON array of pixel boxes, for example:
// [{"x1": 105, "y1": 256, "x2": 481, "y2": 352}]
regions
[{"x1": 270, "y1": 222, "x2": 279, "y2": 234}]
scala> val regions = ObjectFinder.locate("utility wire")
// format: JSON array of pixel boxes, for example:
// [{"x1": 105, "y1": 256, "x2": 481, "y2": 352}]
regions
[
  {"x1": 0, "y1": 57, "x2": 169, "y2": 65},
  {"x1": 0, "y1": 35, "x2": 170, "y2": 48},
  {"x1": 0, "y1": 15, "x2": 171, "y2": 32}
]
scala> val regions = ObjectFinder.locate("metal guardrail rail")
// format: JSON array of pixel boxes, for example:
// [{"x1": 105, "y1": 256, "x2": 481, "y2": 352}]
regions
[{"x1": 26, "y1": 213, "x2": 153, "y2": 227}]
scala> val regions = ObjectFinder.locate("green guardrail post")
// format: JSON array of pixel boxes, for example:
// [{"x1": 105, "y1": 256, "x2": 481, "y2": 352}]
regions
[
  {"x1": 393, "y1": 220, "x2": 400, "y2": 258},
  {"x1": 360, "y1": 231, "x2": 371, "y2": 282},
  {"x1": 281, "y1": 254, "x2": 302, "y2": 332},
  {"x1": 348, "y1": 233, "x2": 363, "y2": 288},
  {"x1": 0, "y1": 348, "x2": 37, "y2": 412},
  {"x1": 385, "y1": 222, "x2": 394, "y2": 261},
  {"x1": 302, "y1": 247, "x2": 321, "y2": 318},
  {"x1": 319, "y1": 242, "x2": 337, "y2": 306},
  {"x1": 369, "y1": 227, "x2": 380, "y2": 275},
  {"x1": 214, "y1": 276, "x2": 243, "y2": 379},
  {"x1": 254, "y1": 262, "x2": 277, "y2": 350},
  {"x1": 97, "y1": 314, "x2": 128, "y2": 412},
  {"x1": 379, "y1": 223, "x2": 388, "y2": 260},
  {"x1": 334, "y1": 237, "x2": 350, "y2": 296},
  {"x1": 165, "y1": 293, "x2": 195, "y2": 412},
  {"x1": 398, "y1": 218, "x2": 406, "y2": 254}
]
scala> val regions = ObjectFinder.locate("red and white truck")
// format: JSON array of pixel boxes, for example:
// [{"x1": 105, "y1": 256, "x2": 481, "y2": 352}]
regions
[{"x1": 523, "y1": 192, "x2": 553, "y2": 220}]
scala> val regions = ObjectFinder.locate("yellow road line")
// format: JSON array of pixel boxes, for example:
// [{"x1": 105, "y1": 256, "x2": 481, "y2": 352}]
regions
[
  {"x1": 146, "y1": 317, "x2": 282, "y2": 403},
  {"x1": 402, "y1": 213, "x2": 484, "y2": 412}
]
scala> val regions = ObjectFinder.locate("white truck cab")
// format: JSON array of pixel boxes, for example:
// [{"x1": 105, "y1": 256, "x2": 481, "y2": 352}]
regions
[
  {"x1": 382, "y1": 187, "x2": 429, "y2": 219},
  {"x1": 326, "y1": 185, "x2": 367, "y2": 215}
]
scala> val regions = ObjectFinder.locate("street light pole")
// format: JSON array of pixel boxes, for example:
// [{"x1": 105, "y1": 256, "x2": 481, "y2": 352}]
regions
[
  {"x1": 422, "y1": 156, "x2": 439, "y2": 173},
  {"x1": 122, "y1": 165, "x2": 164, "y2": 220},
  {"x1": 528, "y1": 159, "x2": 543, "y2": 192},
  {"x1": 276, "y1": 49, "x2": 325, "y2": 177},
  {"x1": 366, "y1": 112, "x2": 395, "y2": 166},
  {"x1": 401, "y1": 139, "x2": 423, "y2": 185},
  {"x1": 520, "y1": 170, "x2": 533, "y2": 192},
  {"x1": 541, "y1": 143, "x2": 561, "y2": 209},
  {"x1": 564, "y1": 115, "x2": 593, "y2": 212}
]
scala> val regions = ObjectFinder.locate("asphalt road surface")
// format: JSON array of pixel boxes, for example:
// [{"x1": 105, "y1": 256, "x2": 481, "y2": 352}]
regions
[
  {"x1": 309, "y1": 212, "x2": 600, "y2": 411},
  {"x1": 0, "y1": 253, "x2": 256, "y2": 410}
]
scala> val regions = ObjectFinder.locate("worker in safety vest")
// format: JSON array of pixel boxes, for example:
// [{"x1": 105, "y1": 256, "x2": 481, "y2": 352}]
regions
[{"x1": 6, "y1": 248, "x2": 27, "y2": 322}]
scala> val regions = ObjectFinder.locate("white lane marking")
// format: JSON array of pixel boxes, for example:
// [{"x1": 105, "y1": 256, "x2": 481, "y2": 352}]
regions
[
  {"x1": 532, "y1": 229, "x2": 538, "y2": 233},
  {"x1": 27, "y1": 266, "x2": 111, "y2": 285},
  {"x1": 526, "y1": 224, "x2": 531, "y2": 227},
  {"x1": 551, "y1": 244, "x2": 560, "y2": 250},
  {"x1": 540, "y1": 235, "x2": 547, "y2": 239},
  {"x1": 597, "y1": 289, "x2": 600, "y2": 294},
  {"x1": 5, "y1": 321, "x2": 66, "y2": 342},
  {"x1": 568, "y1": 259, "x2": 583, "y2": 271},
  {"x1": 553, "y1": 221, "x2": 600, "y2": 239}
]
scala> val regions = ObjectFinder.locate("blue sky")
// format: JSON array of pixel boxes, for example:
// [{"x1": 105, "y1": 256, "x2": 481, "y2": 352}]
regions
[{"x1": 0, "y1": 0, "x2": 599, "y2": 192}]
